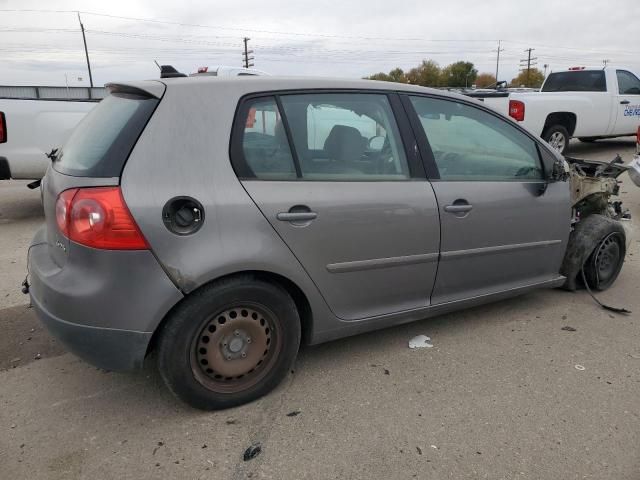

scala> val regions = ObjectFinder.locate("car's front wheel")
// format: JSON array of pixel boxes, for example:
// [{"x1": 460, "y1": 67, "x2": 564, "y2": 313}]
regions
[
  {"x1": 157, "y1": 276, "x2": 301, "y2": 410},
  {"x1": 584, "y1": 229, "x2": 626, "y2": 291}
]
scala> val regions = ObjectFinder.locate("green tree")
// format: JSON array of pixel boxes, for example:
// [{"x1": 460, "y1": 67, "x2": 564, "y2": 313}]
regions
[
  {"x1": 366, "y1": 68, "x2": 406, "y2": 83},
  {"x1": 388, "y1": 68, "x2": 407, "y2": 83},
  {"x1": 367, "y1": 72, "x2": 393, "y2": 82},
  {"x1": 441, "y1": 61, "x2": 478, "y2": 87},
  {"x1": 405, "y1": 60, "x2": 441, "y2": 87},
  {"x1": 510, "y1": 68, "x2": 545, "y2": 88},
  {"x1": 475, "y1": 72, "x2": 497, "y2": 88}
]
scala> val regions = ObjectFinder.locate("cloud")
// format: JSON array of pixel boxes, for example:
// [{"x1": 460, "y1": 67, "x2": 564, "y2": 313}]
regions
[{"x1": 0, "y1": 0, "x2": 638, "y2": 85}]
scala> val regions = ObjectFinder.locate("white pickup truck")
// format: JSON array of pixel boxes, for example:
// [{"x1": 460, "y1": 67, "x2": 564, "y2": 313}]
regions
[
  {"x1": 466, "y1": 66, "x2": 640, "y2": 154},
  {"x1": 0, "y1": 87, "x2": 102, "y2": 180},
  {"x1": 0, "y1": 66, "x2": 268, "y2": 181}
]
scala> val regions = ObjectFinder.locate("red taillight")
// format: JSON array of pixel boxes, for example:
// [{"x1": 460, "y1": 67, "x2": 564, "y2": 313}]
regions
[
  {"x1": 55, "y1": 187, "x2": 148, "y2": 250},
  {"x1": 509, "y1": 100, "x2": 525, "y2": 122},
  {"x1": 0, "y1": 111, "x2": 6, "y2": 143}
]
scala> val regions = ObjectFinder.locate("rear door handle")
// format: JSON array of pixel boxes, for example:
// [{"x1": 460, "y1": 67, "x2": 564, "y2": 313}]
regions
[
  {"x1": 620, "y1": 100, "x2": 631, "y2": 105},
  {"x1": 444, "y1": 204, "x2": 473, "y2": 213},
  {"x1": 276, "y1": 212, "x2": 318, "y2": 222}
]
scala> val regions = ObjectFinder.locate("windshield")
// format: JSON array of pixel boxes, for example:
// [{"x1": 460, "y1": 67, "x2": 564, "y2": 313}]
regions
[{"x1": 54, "y1": 92, "x2": 158, "y2": 177}]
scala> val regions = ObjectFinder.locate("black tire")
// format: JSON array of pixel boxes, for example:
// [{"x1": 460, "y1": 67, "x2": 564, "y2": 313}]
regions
[
  {"x1": 584, "y1": 228, "x2": 626, "y2": 291},
  {"x1": 542, "y1": 125, "x2": 570, "y2": 155},
  {"x1": 157, "y1": 276, "x2": 301, "y2": 410},
  {"x1": 578, "y1": 137, "x2": 597, "y2": 143}
]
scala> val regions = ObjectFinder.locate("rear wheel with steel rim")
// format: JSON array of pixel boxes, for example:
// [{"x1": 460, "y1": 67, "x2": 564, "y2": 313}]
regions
[
  {"x1": 584, "y1": 231, "x2": 625, "y2": 291},
  {"x1": 157, "y1": 276, "x2": 301, "y2": 410},
  {"x1": 542, "y1": 125, "x2": 570, "y2": 155}
]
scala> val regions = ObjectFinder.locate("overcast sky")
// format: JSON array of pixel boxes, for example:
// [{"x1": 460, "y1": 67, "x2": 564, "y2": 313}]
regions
[{"x1": 1, "y1": 0, "x2": 639, "y2": 86}]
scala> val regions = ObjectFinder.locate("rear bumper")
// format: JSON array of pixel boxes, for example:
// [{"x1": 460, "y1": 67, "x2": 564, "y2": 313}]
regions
[
  {"x1": 27, "y1": 226, "x2": 184, "y2": 371},
  {"x1": 30, "y1": 293, "x2": 152, "y2": 370}
]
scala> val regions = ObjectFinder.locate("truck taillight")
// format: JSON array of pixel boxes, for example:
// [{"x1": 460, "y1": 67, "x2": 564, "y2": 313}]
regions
[
  {"x1": 0, "y1": 111, "x2": 6, "y2": 143},
  {"x1": 509, "y1": 100, "x2": 525, "y2": 122},
  {"x1": 55, "y1": 187, "x2": 148, "y2": 250}
]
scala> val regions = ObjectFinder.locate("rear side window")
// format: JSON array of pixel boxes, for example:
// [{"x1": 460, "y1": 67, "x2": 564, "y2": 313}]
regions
[
  {"x1": 616, "y1": 70, "x2": 640, "y2": 95},
  {"x1": 240, "y1": 97, "x2": 297, "y2": 180},
  {"x1": 541, "y1": 71, "x2": 606, "y2": 92},
  {"x1": 54, "y1": 92, "x2": 158, "y2": 177},
  {"x1": 280, "y1": 93, "x2": 409, "y2": 181}
]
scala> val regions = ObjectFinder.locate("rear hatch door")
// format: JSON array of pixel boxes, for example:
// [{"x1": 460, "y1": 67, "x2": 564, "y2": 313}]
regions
[{"x1": 42, "y1": 82, "x2": 164, "y2": 267}]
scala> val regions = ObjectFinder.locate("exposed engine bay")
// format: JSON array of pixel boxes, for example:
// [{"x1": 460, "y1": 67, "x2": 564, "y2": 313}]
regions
[
  {"x1": 560, "y1": 154, "x2": 640, "y2": 294},
  {"x1": 567, "y1": 155, "x2": 639, "y2": 221}
]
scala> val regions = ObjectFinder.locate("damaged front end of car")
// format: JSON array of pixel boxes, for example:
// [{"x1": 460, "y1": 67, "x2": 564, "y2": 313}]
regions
[{"x1": 560, "y1": 152, "x2": 640, "y2": 291}]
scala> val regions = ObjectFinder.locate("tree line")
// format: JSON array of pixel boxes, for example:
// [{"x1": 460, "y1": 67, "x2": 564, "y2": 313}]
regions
[{"x1": 366, "y1": 59, "x2": 545, "y2": 88}]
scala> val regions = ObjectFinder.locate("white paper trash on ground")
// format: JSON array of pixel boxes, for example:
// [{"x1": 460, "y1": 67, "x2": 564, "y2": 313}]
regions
[{"x1": 409, "y1": 335, "x2": 433, "y2": 349}]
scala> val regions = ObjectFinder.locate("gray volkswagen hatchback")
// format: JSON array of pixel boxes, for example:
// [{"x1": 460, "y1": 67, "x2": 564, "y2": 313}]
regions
[{"x1": 27, "y1": 76, "x2": 629, "y2": 409}]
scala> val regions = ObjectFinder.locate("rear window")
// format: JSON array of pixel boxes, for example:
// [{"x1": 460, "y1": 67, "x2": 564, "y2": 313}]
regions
[
  {"x1": 53, "y1": 92, "x2": 158, "y2": 177},
  {"x1": 541, "y1": 71, "x2": 606, "y2": 92}
]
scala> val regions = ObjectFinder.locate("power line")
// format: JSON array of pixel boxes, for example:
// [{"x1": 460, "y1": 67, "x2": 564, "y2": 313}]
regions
[
  {"x1": 519, "y1": 48, "x2": 537, "y2": 85},
  {"x1": 242, "y1": 37, "x2": 254, "y2": 68},
  {"x1": 77, "y1": 12, "x2": 93, "y2": 87}
]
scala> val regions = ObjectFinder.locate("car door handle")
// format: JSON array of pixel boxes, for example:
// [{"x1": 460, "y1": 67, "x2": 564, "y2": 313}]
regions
[
  {"x1": 276, "y1": 212, "x2": 318, "y2": 222},
  {"x1": 620, "y1": 100, "x2": 631, "y2": 105},
  {"x1": 444, "y1": 204, "x2": 473, "y2": 213}
]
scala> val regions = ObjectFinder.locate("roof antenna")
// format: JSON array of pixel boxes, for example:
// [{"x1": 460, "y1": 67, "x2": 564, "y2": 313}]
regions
[{"x1": 154, "y1": 60, "x2": 161, "y2": 70}]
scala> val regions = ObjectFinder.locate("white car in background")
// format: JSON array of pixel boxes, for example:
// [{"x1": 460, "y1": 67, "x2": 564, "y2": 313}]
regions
[
  {"x1": 0, "y1": 66, "x2": 267, "y2": 181},
  {"x1": 466, "y1": 66, "x2": 640, "y2": 154}
]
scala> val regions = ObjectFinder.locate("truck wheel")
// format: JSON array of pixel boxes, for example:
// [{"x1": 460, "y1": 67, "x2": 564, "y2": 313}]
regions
[
  {"x1": 542, "y1": 125, "x2": 570, "y2": 154},
  {"x1": 157, "y1": 276, "x2": 301, "y2": 410},
  {"x1": 583, "y1": 229, "x2": 626, "y2": 291}
]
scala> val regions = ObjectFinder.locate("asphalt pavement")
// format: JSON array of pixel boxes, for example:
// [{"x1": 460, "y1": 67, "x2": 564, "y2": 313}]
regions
[{"x1": 1, "y1": 139, "x2": 639, "y2": 479}]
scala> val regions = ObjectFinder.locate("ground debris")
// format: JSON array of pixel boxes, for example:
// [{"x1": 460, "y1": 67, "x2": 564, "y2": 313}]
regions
[
  {"x1": 286, "y1": 410, "x2": 301, "y2": 417},
  {"x1": 409, "y1": 335, "x2": 433, "y2": 349},
  {"x1": 561, "y1": 326, "x2": 577, "y2": 332},
  {"x1": 243, "y1": 442, "x2": 262, "y2": 461},
  {"x1": 416, "y1": 447, "x2": 422, "y2": 455}
]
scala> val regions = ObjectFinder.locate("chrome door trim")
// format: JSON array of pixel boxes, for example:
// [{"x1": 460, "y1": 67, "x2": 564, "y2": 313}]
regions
[
  {"x1": 441, "y1": 239, "x2": 563, "y2": 260},
  {"x1": 326, "y1": 252, "x2": 439, "y2": 274}
]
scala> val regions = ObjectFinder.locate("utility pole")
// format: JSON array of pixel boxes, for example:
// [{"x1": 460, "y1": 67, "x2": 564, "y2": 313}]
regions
[
  {"x1": 242, "y1": 37, "x2": 254, "y2": 69},
  {"x1": 519, "y1": 48, "x2": 537, "y2": 87},
  {"x1": 77, "y1": 12, "x2": 93, "y2": 87},
  {"x1": 602, "y1": 59, "x2": 610, "y2": 67},
  {"x1": 494, "y1": 40, "x2": 504, "y2": 88},
  {"x1": 543, "y1": 63, "x2": 549, "y2": 77}
]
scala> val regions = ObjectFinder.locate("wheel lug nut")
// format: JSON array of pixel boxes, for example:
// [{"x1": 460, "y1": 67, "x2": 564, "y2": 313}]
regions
[
  {"x1": 226, "y1": 355, "x2": 232, "y2": 360},
  {"x1": 241, "y1": 353, "x2": 247, "y2": 358},
  {"x1": 234, "y1": 330, "x2": 240, "y2": 336},
  {"x1": 246, "y1": 338, "x2": 251, "y2": 343}
]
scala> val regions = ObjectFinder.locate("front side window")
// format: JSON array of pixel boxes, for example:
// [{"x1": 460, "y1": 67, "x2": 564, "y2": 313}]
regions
[
  {"x1": 409, "y1": 96, "x2": 543, "y2": 181},
  {"x1": 616, "y1": 70, "x2": 640, "y2": 95},
  {"x1": 240, "y1": 97, "x2": 296, "y2": 180},
  {"x1": 279, "y1": 93, "x2": 409, "y2": 180}
]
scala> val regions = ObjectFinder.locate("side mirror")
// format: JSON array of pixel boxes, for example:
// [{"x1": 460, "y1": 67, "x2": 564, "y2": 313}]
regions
[{"x1": 551, "y1": 157, "x2": 570, "y2": 182}]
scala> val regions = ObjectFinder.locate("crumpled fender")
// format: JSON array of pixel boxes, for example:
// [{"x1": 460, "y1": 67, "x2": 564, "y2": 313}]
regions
[{"x1": 560, "y1": 214, "x2": 626, "y2": 290}]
